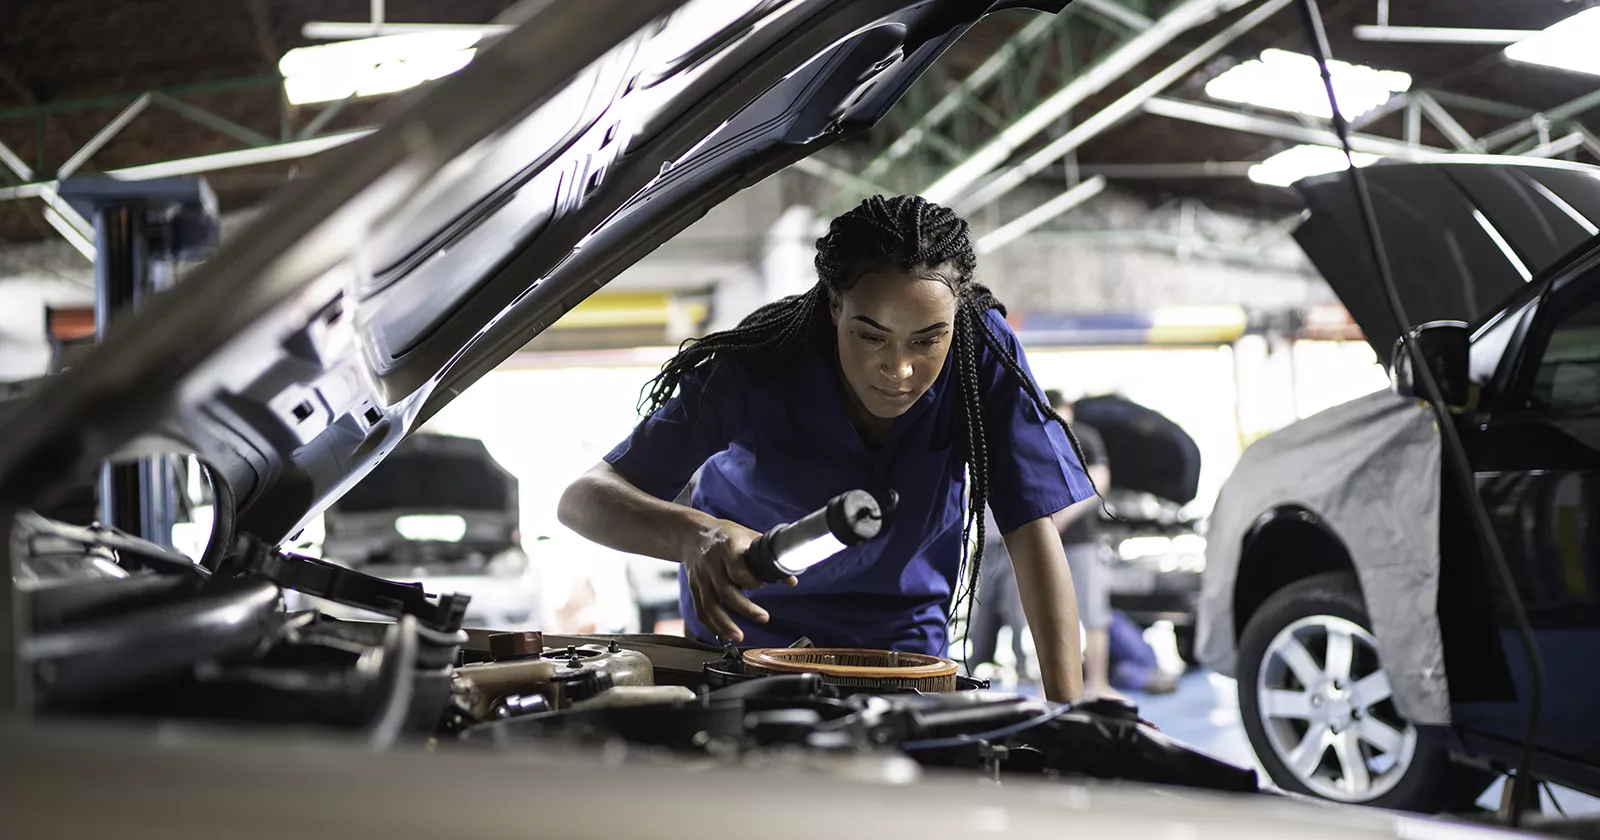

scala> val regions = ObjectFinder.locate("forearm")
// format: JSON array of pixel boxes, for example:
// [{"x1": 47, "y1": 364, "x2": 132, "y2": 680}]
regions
[
  {"x1": 1003, "y1": 516, "x2": 1084, "y2": 702},
  {"x1": 557, "y1": 462, "x2": 713, "y2": 566}
]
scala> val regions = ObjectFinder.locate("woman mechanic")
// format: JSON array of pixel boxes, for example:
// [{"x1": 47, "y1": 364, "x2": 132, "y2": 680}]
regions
[{"x1": 558, "y1": 195, "x2": 1096, "y2": 701}]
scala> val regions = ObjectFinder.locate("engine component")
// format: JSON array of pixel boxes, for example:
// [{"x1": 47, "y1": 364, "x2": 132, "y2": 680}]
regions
[
  {"x1": 488, "y1": 631, "x2": 543, "y2": 661},
  {"x1": 26, "y1": 576, "x2": 282, "y2": 710},
  {"x1": 540, "y1": 641, "x2": 653, "y2": 687},
  {"x1": 740, "y1": 648, "x2": 958, "y2": 693},
  {"x1": 213, "y1": 535, "x2": 471, "y2": 633},
  {"x1": 571, "y1": 686, "x2": 697, "y2": 710}
]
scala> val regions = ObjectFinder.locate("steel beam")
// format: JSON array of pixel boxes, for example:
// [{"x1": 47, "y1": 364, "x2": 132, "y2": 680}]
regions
[
  {"x1": 1523, "y1": 132, "x2": 1587, "y2": 159},
  {"x1": 860, "y1": 13, "x2": 1061, "y2": 181},
  {"x1": 1424, "y1": 90, "x2": 1534, "y2": 121},
  {"x1": 1415, "y1": 92, "x2": 1482, "y2": 152},
  {"x1": 1075, "y1": 0, "x2": 1155, "y2": 33},
  {"x1": 1070, "y1": 161, "x2": 1257, "y2": 178},
  {"x1": 1142, "y1": 96, "x2": 1449, "y2": 160},
  {"x1": 57, "y1": 93, "x2": 153, "y2": 178},
  {"x1": 0, "y1": 137, "x2": 94, "y2": 258},
  {"x1": 975, "y1": 175, "x2": 1105, "y2": 254},
  {"x1": 0, "y1": 139, "x2": 30, "y2": 183},
  {"x1": 152, "y1": 93, "x2": 271, "y2": 147},
  {"x1": 956, "y1": 0, "x2": 1291, "y2": 213},
  {"x1": 921, "y1": 0, "x2": 1247, "y2": 206},
  {"x1": 792, "y1": 157, "x2": 891, "y2": 197},
  {"x1": 0, "y1": 130, "x2": 374, "y2": 201},
  {"x1": 1480, "y1": 89, "x2": 1600, "y2": 152}
]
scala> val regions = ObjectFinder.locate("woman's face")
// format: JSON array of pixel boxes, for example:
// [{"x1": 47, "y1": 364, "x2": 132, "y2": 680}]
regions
[{"x1": 831, "y1": 268, "x2": 959, "y2": 420}]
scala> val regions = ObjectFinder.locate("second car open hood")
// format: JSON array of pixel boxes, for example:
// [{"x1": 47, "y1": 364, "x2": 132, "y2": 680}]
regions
[
  {"x1": 0, "y1": 0, "x2": 1071, "y2": 544},
  {"x1": 1294, "y1": 159, "x2": 1600, "y2": 364}
]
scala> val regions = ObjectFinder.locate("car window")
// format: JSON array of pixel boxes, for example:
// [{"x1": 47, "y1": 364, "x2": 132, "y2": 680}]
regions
[{"x1": 1529, "y1": 294, "x2": 1600, "y2": 412}]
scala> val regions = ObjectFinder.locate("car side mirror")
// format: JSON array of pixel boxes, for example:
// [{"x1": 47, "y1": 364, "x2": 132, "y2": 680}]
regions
[{"x1": 1391, "y1": 320, "x2": 1469, "y2": 407}]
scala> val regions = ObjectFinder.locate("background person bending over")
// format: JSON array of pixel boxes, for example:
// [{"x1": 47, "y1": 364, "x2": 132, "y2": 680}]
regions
[
  {"x1": 1047, "y1": 390, "x2": 1118, "y2": 698},
  {"x1": 559, "y1": 195, "x2": 1098, "y2": 701}
]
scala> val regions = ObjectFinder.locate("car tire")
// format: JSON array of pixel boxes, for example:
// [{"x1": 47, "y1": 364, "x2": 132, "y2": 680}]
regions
[{"x1": 1237, "y1": 572, "x2": 1490, "y2": 812}]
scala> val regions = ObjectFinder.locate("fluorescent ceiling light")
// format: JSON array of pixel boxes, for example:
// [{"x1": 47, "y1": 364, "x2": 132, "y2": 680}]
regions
[
  {"x1": 279, "y1": 32, "x2": 479, "y2": 105},
  {"x1": 1248, "y1": 144, "x2": 1380, "y2": 187},
  {"x1": 1505, "y1": 7, "x2": 1600, "y2": 76},
  {"x1": 1205, "y1": 48, "x2": 1411, "y2": 120}
]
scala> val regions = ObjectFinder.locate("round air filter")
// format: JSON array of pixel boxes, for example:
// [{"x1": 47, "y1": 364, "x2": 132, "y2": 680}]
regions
[{"x1": 741, "y1": 648, "x2": 958, "y2": 693}]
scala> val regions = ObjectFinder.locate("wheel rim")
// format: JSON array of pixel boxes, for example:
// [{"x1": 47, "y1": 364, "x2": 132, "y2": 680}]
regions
[{"x1": 1255, "y1": 615, "x2": 1417, "y2": 802}]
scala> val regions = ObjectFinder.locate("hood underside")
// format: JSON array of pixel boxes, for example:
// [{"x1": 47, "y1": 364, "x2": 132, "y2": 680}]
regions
[
  {"x1": 1294, "y1": 158, "x2": 1600, "y2": 365},
  {"x1": 0, "y1": 0, "x2": 1071, "y2": 543}
]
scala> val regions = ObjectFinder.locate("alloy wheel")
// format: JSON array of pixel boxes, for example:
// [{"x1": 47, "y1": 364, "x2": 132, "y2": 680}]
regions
[{"x1": 1255, "y1": 615, "x2": 1416, "y2": 802}]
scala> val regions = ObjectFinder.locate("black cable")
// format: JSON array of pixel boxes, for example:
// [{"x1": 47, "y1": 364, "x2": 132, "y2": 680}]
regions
[
  {"x1": 1293, "y1": 0, "x2": 1546, "y2": 827},
  {"x1": 900, "y1": 701, "x2": 1074, "y2": 752},
  {"x1": 196, "y1": 458, "x2": 237, "y2": 575}
]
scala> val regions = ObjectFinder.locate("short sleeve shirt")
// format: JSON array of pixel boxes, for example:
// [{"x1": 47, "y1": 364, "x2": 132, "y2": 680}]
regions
[{"x1": 603, "y1": 308, "x2": 1092, "y2": 655}]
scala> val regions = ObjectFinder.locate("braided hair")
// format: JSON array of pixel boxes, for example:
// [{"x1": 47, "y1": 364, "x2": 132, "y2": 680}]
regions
[{"x1": 642, "y1": 195, "x2": 1098, "y2": 636}]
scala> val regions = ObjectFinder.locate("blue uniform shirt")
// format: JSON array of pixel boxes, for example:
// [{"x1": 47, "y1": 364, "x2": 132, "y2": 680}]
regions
[{"x1": 604, "y1": 308, "x2": 1092, "y2": 655}]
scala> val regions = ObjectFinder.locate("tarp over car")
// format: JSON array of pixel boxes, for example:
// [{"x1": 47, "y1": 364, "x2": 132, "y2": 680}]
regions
[{"x1": 1197, "y1": 390, "x2": 1450, "y2": 725}]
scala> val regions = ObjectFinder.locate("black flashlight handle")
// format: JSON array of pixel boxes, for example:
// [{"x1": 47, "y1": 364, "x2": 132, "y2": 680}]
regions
[{"x1": 744, "y1": 489, "x2": 894, "y2": 584}]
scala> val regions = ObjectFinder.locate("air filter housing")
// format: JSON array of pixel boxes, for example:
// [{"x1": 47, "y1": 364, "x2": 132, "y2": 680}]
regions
[{"x1": 741, "y1": 647, "x2": 958, "y2": 693}]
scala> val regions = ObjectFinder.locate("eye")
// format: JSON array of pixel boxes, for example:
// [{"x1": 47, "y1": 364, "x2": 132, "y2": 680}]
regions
[
  {"x1": 858, "y1": 332, "x2": 886, "y2": 346},
  {"x1": 915, "y1": 337, "x2": 944, "y2": 349}
]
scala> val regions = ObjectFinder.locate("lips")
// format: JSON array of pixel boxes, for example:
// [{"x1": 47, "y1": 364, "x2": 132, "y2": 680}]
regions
[{"x1": 873, "y1": 386, "x2": 915, "y2": 403}]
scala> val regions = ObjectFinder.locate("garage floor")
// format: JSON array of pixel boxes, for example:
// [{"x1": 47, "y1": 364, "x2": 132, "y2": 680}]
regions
[{"x1": 1136, "y1": 669, "x2": 1600, "y2": 818}]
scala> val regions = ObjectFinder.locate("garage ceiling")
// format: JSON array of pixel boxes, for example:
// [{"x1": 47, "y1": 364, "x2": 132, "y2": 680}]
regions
[{"x1": 0, "y1": 0, "x2": 1596, "y2": 250}]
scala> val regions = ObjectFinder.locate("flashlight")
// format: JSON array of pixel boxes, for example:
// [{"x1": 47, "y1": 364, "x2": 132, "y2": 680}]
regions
[{"x1": 743, "y1": 489, "x2": 897, "y2": 585}]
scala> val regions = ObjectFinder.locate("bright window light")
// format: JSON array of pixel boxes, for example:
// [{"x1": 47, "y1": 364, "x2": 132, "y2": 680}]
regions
[
  {"x1": 279, "y1": 32, "x2": 480, "y2": 105},
  {"x1": 1205, "y1": 48, "x2": 1412, "y2": 120},
  {"x1": 1248, "y1": 144, "x2": 1380, "y2": 187},
  {"x1": 1505, "y1": 7, "x2": 1600, "y2": 76},
  {"x1": 395, "y1": 514, "x2": 468, "y2": 542}
]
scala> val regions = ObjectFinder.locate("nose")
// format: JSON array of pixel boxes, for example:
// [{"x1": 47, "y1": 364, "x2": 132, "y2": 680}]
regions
[{"x1": 881, "y1": 353, "x2": 913, "y2": 384}]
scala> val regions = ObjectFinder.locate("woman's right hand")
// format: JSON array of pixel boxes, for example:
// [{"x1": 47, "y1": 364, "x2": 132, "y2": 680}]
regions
[{"x1": 681, "y1": 517, "x2": 796, "y2": 642}]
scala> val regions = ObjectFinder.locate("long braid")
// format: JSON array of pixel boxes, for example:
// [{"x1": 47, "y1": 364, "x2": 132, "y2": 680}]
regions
[{"x1": 641, "y1": 195, "x2": 1103, "y2": 660}]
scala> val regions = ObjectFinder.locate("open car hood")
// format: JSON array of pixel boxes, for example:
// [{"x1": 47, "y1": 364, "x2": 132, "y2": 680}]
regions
[
  {"x1": 1293, "y1": 159, "x2": 1600, "y2": 364},
  {"x1": 0, "y1": 0, "x2": 1070, "y2": 543}
]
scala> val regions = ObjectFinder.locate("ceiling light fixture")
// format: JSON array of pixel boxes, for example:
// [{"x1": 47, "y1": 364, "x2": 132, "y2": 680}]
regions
[
  {"x1": 1205, "y1": 48, "x2": 1411, "y2": 120},
  {"x1": 1505, "y1": 7, "x2": 1600, "y2": 77},
  {"x1": 1247, "y1": 144, "x2": 1380, "y2": 187},
  {"x1": 279, "y1": 32, "x2": 480, "y2": 106}
]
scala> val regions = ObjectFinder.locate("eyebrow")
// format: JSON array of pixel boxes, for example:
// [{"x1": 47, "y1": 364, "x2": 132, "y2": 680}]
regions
[{"x1": 852, "y1": 315, "x2": 951, "y2": 335}]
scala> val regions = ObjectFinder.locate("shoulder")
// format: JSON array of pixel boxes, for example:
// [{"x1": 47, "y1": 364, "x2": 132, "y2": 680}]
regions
[{"x1": 973, "y1": 307, "x2": 1028, "y2": 384}]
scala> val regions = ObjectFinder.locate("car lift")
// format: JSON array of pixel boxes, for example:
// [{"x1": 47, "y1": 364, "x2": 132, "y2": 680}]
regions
[{"x1": 56, "y1": 175, "x2": 221, "y2": 547}]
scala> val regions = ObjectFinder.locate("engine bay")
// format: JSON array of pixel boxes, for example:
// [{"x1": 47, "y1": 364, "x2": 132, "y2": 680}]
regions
[{"x1": 11, "y1": 509, "x2": 1257, "y2": 795}]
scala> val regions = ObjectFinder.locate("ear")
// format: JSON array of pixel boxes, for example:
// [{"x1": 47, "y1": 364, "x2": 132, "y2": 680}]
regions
[{"x1": 828, "y1": 292, "x2": 842, "y2": 326}]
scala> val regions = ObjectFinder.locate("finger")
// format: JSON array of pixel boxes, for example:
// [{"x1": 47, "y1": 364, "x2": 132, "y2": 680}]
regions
[
  {"x1": 689, "y1": 581, "x2": 714, "y2": 636},
  {"x1": 717, "y1": 582, "x2": 770, "y2": 624},
  {"x1": 784, "y1": 575, "x2": 799, "y2": 587},
  {"x1": 705, "y1": 596, "x2": 742, "y2": 642},
  {"x1": 697, "y1": 574, "x2": 743, "y2": 641},
  {"x1": 720, "y1": 551, "x2": 764, "y2": 591}
]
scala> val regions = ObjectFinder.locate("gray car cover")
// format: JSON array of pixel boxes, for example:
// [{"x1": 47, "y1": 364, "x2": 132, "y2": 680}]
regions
[{"x1": 1196, "y1": 390, "x2": 1449, "y2": 725}]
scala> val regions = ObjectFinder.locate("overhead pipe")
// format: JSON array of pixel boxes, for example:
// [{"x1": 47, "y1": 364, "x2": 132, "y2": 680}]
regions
[
  {"x1": 974, "y1": 175, "x2": 1105, "y2": 254},
  {"x1": 955, "y1": 0, "x2": 1293, "y2": 213},
  {"x1": 1141, "y1": 96, "x2": 1448, "y2": 160},
  {"x1": 921, "y1": 0, "x2": 1251, "y2": 206},
  {"x1": 860, "y1": 13, "x2": 1062, "y2": 181}
]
